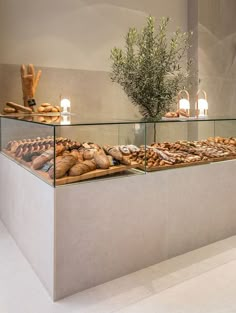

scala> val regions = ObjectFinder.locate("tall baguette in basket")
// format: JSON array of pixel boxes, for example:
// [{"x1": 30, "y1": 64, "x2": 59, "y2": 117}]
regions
[{"x1": 20, "y1": 64, "x2": 42, "y2": 110}]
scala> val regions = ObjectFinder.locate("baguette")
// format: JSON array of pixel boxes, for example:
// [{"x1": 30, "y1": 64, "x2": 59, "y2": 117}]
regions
[{"x1": 6, "y1": 102, "x2": 32, "y2": 113}]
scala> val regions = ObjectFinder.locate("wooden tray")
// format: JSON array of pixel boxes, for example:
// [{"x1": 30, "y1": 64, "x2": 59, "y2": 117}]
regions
[
  {"x1": 2, "y1": 150, "x2": 139, "y2": 185},
  {"x1": 55, "y1": 163, "x2": 138, "y2": 185},
  {"x1": 138, "y1": 160, "x2": 210, "y2": 172},
  {"x1": 138, "y1": 155, "x2": 236, "y2": 172}
]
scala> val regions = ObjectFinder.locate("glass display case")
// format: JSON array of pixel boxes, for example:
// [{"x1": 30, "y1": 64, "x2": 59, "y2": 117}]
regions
[
  {"x1": 144, "y1": 117, "x2": 236, "y2": 171},
  {"x1": 0, "y1": 115, "x2": 146, "y2": 186},
  {"x1": 1, "y1": 115, "x2": 236, "y2": 186}
]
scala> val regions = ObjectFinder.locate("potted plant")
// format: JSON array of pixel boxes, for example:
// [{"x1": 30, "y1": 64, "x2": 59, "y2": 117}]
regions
[{"x1": 110, "y1": 16, "x2": 192, "y2": 122}]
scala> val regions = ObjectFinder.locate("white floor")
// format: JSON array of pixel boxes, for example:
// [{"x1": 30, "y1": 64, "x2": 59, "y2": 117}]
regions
[{"x1": 1, "y1": 221, "x2": 236, "y2": 313}]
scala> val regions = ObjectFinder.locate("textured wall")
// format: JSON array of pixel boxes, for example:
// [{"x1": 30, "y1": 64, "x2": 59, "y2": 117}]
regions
[{"x1": 0, "y1": 0, "x2": 187, "y2": 119}]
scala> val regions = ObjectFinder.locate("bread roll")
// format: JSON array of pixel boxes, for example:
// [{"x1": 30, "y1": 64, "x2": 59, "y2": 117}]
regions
[
  {"x1": 55, "y1": 105, "x2": 61, "y2": 112},
  {"x1": 44, "y1": 105, "x2": 53, "y2": 112},
  {"x1": 83, "y1": 149, "x2": 95, "y2": 160},
  {"x1": 41, "y1": 103, "x2": 51, "y2": 107},
  {"x1": 38, "y1": 106, "x2": 45, "y2": 113},
  {"x1": 3, "y1": 107, "x2": 16, "y2": 113}
]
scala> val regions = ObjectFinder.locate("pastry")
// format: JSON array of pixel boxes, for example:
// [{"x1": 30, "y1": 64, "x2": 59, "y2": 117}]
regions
[
  {"x1": 177, "y1": 109, "x2": 189, "y2": 117},
  {"x1": 127, "y1": 145, "x2": 140, "y2": 153},
  {"x1": 165, "y1": 111, "x2": 179, "y2": 118}
]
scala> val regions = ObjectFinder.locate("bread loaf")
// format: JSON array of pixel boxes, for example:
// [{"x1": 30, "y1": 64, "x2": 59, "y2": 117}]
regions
[
  {"x1": 69, "y1": 160, "x2": 96, "y2": 176},
  {"x1": 32, "y1": 148, "x2": 55, "y2": 169},
  {"x1": 94, "y1": 151, "x2": 110, "y2": 169},
  {"x1": 103, "y1": 145, "x2": 123, "y2": 161},
  {"x1": 49, "y1": 154, "x2": 77, "y2": 179},
  {"x1": 32, "y1": 144, "x2": 65, "y2": 170},
  {"x1": 120, "y1": 157, "x2": 131, "y2": 165},
  {"x1": 83, "y1": 149, "x2": 95, "y2": 160},
  {"x1": 83, "y1": 160, "x2": 96, "y2": 171}
]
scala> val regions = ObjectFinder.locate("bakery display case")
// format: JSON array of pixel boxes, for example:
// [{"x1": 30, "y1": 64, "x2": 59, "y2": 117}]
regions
[
  {"x1": 0, "y1": 115, "x2": 146, "y2": 186},
  {"x1": 2, "y1": 114, "x2": 236, "y2": 301},
  {"x1": 2, "y1": 115, "x2": 236, "y2": 186},
  {"x1": 143, "y1": 118, "x2": 236, "y2": 171}
]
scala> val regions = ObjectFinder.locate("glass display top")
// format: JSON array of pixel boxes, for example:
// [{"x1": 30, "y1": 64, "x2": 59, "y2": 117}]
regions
[{"x1": 1, "y1": 113, "x2": 236, "y2": 126}]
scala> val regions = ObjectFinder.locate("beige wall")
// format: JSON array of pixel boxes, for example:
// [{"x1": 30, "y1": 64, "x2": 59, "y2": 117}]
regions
[
  {"x1": 198, "y1": 0, "x2": 236, "y2": 116},
  {"x1": 0, "y1": 0, "x2": 187, "y2": 71},
  {"x1": 0, "y1": 0, "x2": 188, "y2": 123}
]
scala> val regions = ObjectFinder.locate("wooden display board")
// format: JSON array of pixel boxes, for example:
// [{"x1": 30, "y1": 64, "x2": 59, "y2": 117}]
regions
[
  {"x1": 138, "y1": 155, "x2": 236, "y2": 172},
  {"x1": 2, "y1": 150, "x2": 139, "y2": 185}
]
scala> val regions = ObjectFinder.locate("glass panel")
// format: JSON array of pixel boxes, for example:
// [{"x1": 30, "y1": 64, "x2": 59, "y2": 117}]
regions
[
  {"x1": 214, "y1": 120, "x2": 236, "y2": 138},
  {"x1": 143, "y1": 120, "x2": 236, "y2": 172},
  {"x1": 53, "y1": 123, "x2": 145, "y2": 186},
  {"x1": 5, "y1": 114, "x2": 236, "y2": 126},
  {"x1": 0, "y1": 117, "x2": 55, "y2": 186}
]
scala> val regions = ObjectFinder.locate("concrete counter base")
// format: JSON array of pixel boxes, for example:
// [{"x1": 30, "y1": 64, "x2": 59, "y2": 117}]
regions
[{"x1": 1, "y1": 153, "x2": 236, "y2": 300}]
